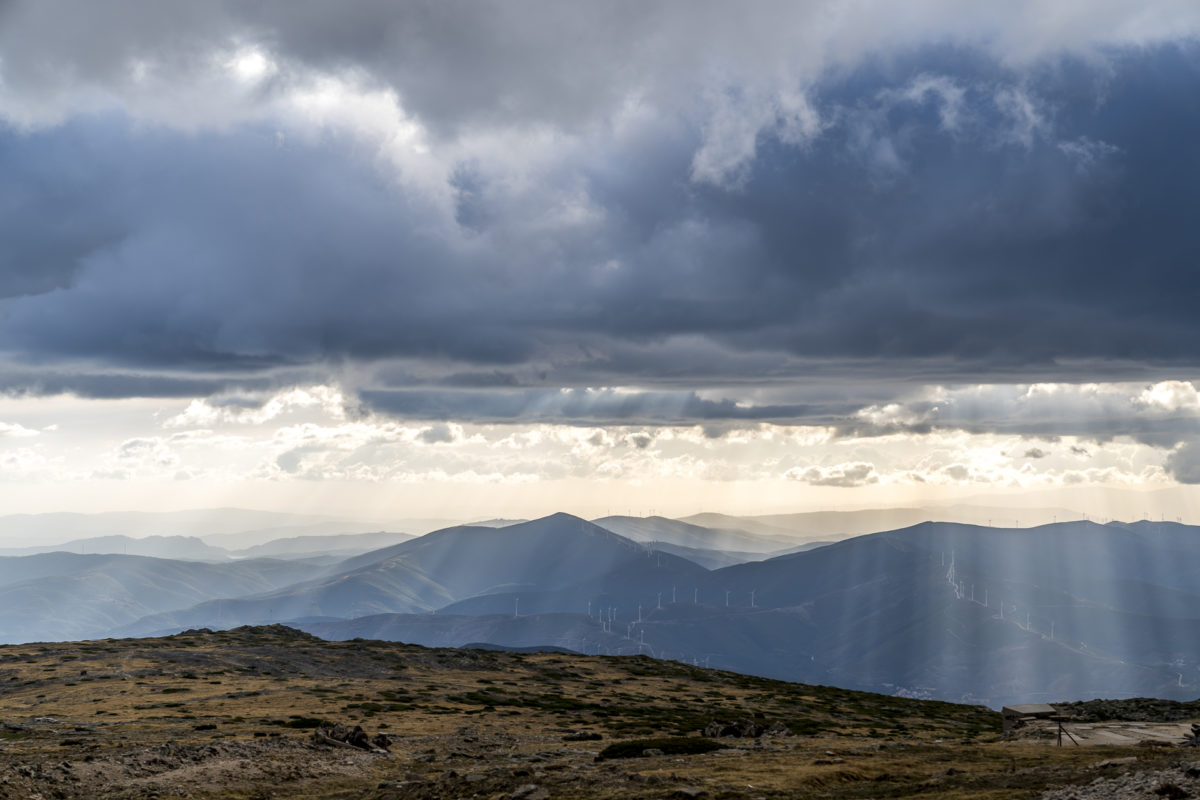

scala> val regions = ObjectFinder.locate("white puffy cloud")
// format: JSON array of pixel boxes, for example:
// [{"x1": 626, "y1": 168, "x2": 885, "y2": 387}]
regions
[
  {"x1": 0, "y1": 422, "x2": 38, "y2": 438},
  {"x1": 164, "y1": 386, "x2": 349, "y2": 428},
  {"x1": 788, "y1": 462, "x2": 880, "y2": 488}
]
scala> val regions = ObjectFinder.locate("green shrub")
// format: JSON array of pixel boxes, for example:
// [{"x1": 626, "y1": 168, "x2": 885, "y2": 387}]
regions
[
  {"x1": 596, "y1": 737, "x2": 721, "y2": 760},
  {"x1": 282, "y1": 717, "x2": 328, "y2": 729}
]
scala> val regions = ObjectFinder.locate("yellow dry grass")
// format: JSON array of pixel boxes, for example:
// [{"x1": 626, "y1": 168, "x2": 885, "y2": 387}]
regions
[{"x1": 0, "y1": 626, "x2": 1184, "y2": 799}]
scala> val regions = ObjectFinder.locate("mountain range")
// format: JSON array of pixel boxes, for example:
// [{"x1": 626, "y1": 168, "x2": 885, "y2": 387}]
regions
[{"x1": 1, "y1": 509, "x2": 1197, "y2": 707}]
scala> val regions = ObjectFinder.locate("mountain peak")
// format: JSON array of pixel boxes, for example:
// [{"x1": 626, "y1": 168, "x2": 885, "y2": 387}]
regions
[
  {"x1": 541, "y1": 511, "x2": 586, "y2": 523},
  {"x1": 509, "y1": 512, "x2": 594, "y2": 532}
]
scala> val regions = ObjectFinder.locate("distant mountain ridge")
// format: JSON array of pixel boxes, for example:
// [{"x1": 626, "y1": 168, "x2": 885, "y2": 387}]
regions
[
  {"x1": 0, "y1": 508, "x2": 343, "y2": 546},
  {"x1": 680, "y1": 504, "x2": 1085, "y2": 541},
  {"x1": 0, "y1": 508, "x2": 455, "y2": 550},
  {"x1": 0, "y1": 534, "x2": 227, "y2": 560},
  {"x1": 232, "y1": 531, "x2": 417, "y2": 559},
  {"x1": 592, "y1": 515, "x2": 792, "y2": 554}
]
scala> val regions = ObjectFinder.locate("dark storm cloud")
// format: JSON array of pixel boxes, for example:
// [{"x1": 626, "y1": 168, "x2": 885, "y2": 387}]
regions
[
  {"x1": 359, "y1": 388, "x2": 832, "y2": 425},
  {"x1": 0, "y1": 1, "x2": 662, "y2": 133},
  {"x1": 0, "y1": 369, "x2": 282, "y2": 399},
  {"x1": 0, "y1": 118, "x2": 535, "y2": 368},
  {"x1": 1, "y1": 24, "x2": 1199, "y2": 434},
  {"x1": 698, "y1": 48, "x2": 1200, "y2": 370},
  {"x1": 6, "y1": 2, "x2": 1194, "y2": 135},
  {"x1": 0, "y1": 164, "x2": 122, "y2": 299},
  {"x1": 436, "y1": 371, "x2": 523, "y2": 389},
  {"x1": 1166, "y1": 443, "x2": 1200, "y2": 484}
]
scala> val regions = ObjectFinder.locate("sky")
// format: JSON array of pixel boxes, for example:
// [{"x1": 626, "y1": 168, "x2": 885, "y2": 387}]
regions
[{"x1": 2, "y1": 1, "x2": 1200, "y2": 523}]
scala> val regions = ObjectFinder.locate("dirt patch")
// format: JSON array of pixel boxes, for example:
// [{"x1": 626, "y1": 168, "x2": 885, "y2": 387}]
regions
[{"x1": 1011, "y1": 719, "x2": 1200, "y2": 747}]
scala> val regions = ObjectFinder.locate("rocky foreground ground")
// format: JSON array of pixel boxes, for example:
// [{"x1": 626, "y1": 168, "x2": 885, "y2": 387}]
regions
[{"x1": 0, "y1": 625, "x2": 1197, "y2": 799}]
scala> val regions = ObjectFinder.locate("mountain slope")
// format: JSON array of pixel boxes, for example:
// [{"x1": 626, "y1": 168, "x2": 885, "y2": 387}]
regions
[
  {"x1": 0, "y1": 554, "x2": 324, "y2": 643},
  {"x1": 116, "y1": 513, "x2": 669, "y2": 636},
  {"x1": 436, "y1": 547, "x2": 710, "y2": 617},
  {"x1": 111, "y1": 557, "x2": 455, "y2": 636},
  {"x1": 231, "y1": 530, "x2": 416, "y2": 559},
  {"x1": 334, "y1": 513, "x2": 654, "y2": 599},
  {"x1": 640, "y1": 541, "x2": 762, "y2": 569}
]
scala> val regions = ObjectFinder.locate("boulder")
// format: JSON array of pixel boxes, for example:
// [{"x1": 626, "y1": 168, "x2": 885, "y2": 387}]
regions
[
  {"x1": 702, "y1": 717, "x2": 769, "y2": 738},
  {"x1": 311, "y1": 722, "x2": 389, "y2": 753}
]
